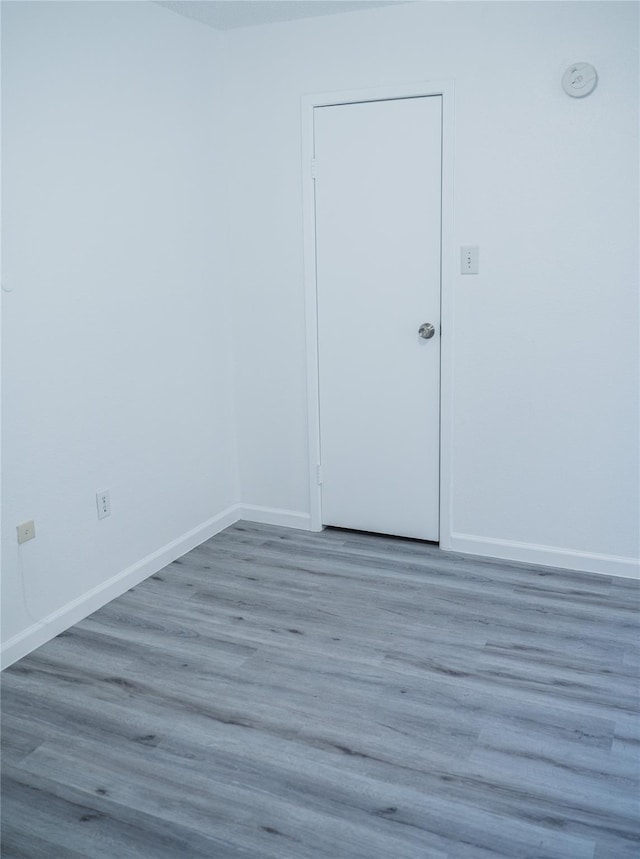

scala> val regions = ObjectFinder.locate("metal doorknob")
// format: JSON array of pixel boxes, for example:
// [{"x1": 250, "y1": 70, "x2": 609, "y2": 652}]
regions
[{"x1": 418, "y1": 323, "x2": 436, "y2": 340}]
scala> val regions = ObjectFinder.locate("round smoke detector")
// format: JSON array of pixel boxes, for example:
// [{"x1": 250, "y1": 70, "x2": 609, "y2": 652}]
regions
[{"x1": 562, "y1": 62, "x2": 598, "y2": 98}]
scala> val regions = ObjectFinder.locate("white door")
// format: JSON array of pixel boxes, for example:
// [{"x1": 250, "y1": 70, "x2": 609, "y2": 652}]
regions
[{"x1": 314, "y1": 96, "x2": 442, "y2": 540}]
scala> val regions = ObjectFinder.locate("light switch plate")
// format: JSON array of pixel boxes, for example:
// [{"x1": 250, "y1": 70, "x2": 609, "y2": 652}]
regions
[{"x1": 461, "y1": 246, "x2": 479, "y2": 275}]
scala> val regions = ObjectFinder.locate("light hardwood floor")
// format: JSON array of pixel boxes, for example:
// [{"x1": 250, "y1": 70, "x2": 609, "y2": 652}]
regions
[{"x1": 2, "y1": 522, "x2": 639, "y2": 858}]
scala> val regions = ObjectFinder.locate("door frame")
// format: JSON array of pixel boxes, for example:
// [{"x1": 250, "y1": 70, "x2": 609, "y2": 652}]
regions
[{"x1": 301, "y1": 81, "x2": 454, "y2": 547}]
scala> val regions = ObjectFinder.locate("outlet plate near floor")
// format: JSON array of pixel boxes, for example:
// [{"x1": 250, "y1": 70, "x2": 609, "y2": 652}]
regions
[{"x1": 17, "y1": 520, "x2": 36, "y2": 544}]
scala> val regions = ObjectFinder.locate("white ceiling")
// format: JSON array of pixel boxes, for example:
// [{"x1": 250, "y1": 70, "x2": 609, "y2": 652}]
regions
[{"x1": 156, "y1": 1, "x2": 404, "y2": 31}]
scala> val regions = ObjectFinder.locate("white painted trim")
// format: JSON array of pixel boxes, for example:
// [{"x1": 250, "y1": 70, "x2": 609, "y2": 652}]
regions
[
  {"x1": 437, "y1": 86, "x2": 455, "y2": 552},
  {"x1": 448, "y1": 532, "x2": 640, "y2": 580},
  {"x1": 4, "y1": 497, "x2": 633, "y2": 670},
  {"x1": 237, "y1": 505, "x2": 312, "y2": 530},
  {"x1": 302, "y1": 80, "x2": 455, "y2": 109},
  {"x1": 301, "y1": 80, "x2": 455, "y2": 539},
  {"x1": 301, "y1": 97, "x2": 322, "y2": 532},
  {"x1": 1, "y1": 503, "x2": 314, "y2": 669},
  {"x1": 0, "y1": 505, "x2": 240, "y2": 670}
]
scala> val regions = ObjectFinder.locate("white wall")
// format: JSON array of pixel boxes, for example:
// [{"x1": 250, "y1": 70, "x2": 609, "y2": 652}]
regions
[
  {"x1": 2, "y1": 0, "x2": 638, "y2": 668},
  {"x1": 1, "y1": 0, "x2": 239, "y2": 665},
  {"x1": 223, "y1": 1, "x2": 639, "y2": 575}
]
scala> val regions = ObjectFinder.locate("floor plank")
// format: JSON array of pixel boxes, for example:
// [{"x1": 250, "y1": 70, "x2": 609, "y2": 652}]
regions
[{"x1": 2, "y1": 522, "x2": 639, "y2": 857}]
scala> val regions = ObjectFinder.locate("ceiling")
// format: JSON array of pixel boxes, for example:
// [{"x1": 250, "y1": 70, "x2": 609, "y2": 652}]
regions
[{"x1": 155, "y1": 1, "x2": 404, "y2": 31}]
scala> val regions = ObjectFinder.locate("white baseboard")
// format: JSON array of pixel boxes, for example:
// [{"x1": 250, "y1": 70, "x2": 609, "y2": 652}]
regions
[
  {"x1": 237, "y1": 504, "x2": 312, "y2": 530},
  {"x1": 0, "y1": 505, "x2": 240, "y2": 670},
  {"x1": 1, "y1": 503, "x2": 313, "y2": 670},
  {"x1": 10, "y1": 509, "x2": 630, "y2": 670},
  {"x1": 446, "y1": 532, "x2": 640, "y2": 580}
]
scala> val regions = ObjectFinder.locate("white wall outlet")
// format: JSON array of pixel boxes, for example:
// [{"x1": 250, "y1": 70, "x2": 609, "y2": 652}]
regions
[
  {"x1": 17, "y1": 520, "x2": 36, "y2": 544},
  {"x1": 461, "y1": 245, "x2": 479, "y2": 274},
  {"x1": 96, "y1": 490, "x2": 111, "y2": 520}
]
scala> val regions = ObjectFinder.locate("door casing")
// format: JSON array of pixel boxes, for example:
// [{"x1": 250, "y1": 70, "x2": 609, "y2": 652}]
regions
[{"x1": 301, "y1": 81, "x2": 455, "y2": 548}]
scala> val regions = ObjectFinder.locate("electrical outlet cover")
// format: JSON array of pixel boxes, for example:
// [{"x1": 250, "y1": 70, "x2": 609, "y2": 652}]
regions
[
  {"x1": 17, "y1": 520, "x2": 36, "y2": 544},
  {"x1": 96, "y1": 490, "x2": 111, "y2": 519}
]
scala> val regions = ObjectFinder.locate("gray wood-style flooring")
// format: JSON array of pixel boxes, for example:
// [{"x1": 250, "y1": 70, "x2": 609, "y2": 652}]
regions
[{"x1": 2, "y1": 522, "x2": 639, "y2": 858}]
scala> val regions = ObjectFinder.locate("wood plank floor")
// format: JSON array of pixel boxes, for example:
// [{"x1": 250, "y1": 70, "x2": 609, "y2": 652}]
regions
[{"x1": 2, "y1": 522, "x2": 639, "y2": 858}]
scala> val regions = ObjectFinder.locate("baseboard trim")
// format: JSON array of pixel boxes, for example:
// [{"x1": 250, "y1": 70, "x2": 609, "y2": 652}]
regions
[
  {"x1": 447, "y1": 532, "x2": 639, "y2": 579},
  {"x1": 0, "y1": 505, "x2": 241, "y2": 670},
  {"x1": 1, "y1": 503, "x2": 313, "y2": 669},
  {"x1": 12, "y1": 510, "x2": 627, "y2": 670},
  {"x1": 237, "y1": 504, "x2": 312, "y2": 530}
]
